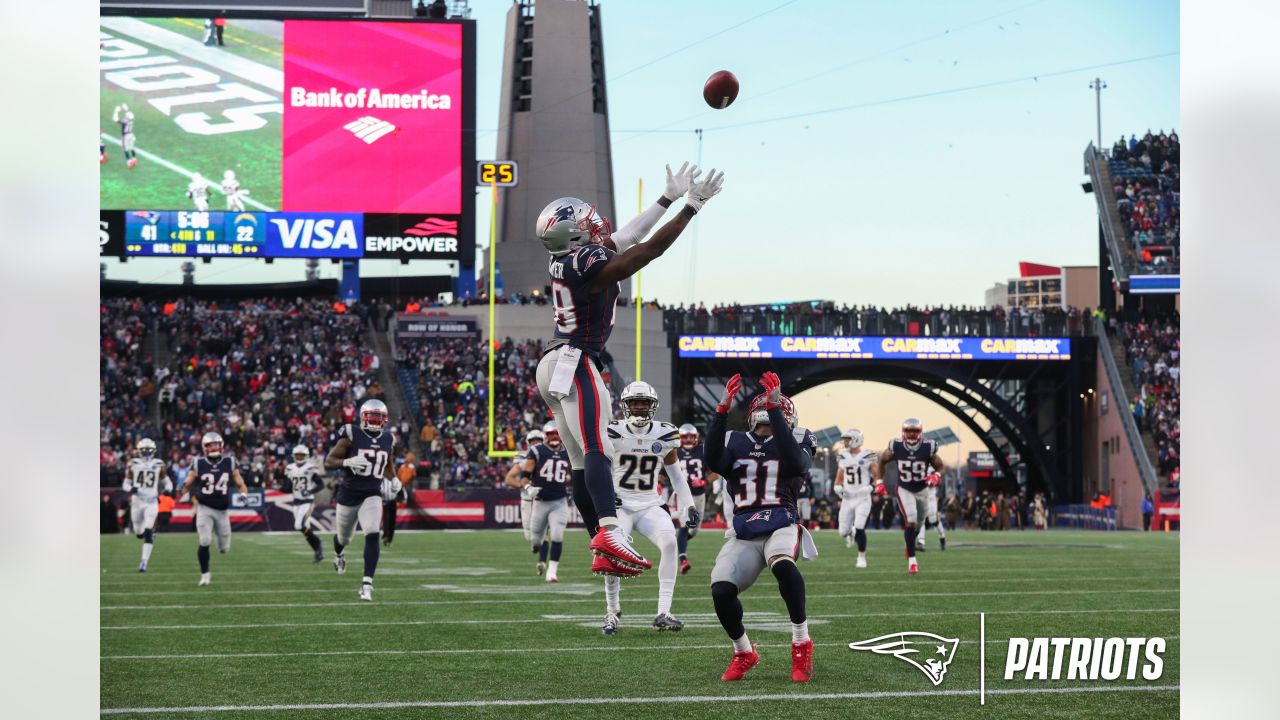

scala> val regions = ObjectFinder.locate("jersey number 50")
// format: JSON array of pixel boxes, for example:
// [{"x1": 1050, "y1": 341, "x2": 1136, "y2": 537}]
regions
[{"x1": 355, "y1": 450, "x2": 389, "y2": 478}]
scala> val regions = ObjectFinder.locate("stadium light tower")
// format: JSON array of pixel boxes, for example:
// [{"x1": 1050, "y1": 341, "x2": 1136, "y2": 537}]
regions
[{"x1": 1089, "y1": 78, "x2": 1107, "y2": 150}]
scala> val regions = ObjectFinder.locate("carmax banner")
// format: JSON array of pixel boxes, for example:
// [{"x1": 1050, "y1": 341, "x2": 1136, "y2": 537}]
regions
[{"x1": 676, "y1": 335, "x2": 1071, "y2": 360}]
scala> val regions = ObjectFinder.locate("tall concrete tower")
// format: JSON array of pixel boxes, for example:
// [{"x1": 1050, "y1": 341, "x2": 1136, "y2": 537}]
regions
[{"x1": 494, "y1": 0, "x2": 620, "y2": 297}]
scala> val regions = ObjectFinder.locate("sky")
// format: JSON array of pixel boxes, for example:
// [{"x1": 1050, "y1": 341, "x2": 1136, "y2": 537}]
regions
[{"x1": 100, "y1": 0, "x2": 1178, "y2": 463}]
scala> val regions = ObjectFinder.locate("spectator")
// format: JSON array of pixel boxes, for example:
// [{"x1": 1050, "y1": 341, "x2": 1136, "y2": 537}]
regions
[{"x1": 1142, "y1": 493, "x2": 1154, "y2": 531}]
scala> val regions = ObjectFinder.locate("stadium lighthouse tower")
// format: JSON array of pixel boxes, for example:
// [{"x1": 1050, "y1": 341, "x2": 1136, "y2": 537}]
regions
[{"x1": 493, "y1": 0, "x2": 621, "y2": 297}]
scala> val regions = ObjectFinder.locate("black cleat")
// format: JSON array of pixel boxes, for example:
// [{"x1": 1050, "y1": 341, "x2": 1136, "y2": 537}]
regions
[
  {"x1": 652, "y1": 613, "x2": 685, "y2": 632},
  {"x1": 940, "y1": 537, "x2": 946, "y2": 551},
  {"x1": 601, "y1": 611, "x2": 621, "y2": 636},
  {"x1": 313, "y1": 551, "x2": 324, "y2": 564}
]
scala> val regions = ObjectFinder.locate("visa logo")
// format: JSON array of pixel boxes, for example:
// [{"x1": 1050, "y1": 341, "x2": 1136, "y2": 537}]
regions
[{"x1": 270, "y1": 218, "x2": 359, "y2": 249}]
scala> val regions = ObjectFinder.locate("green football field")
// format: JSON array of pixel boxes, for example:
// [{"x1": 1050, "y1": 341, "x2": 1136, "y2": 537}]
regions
[
  {"x1": 99, "y1": 17, "x2": 282, "y2": 210},
  {"x1": 100, "y1": 528, "x2": 1178, "y2": 719}
]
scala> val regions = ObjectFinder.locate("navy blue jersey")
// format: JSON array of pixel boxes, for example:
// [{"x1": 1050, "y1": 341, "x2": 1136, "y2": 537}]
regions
[
  {"x1": 528, "y1": 444, "x2": 571, "y2": 501},
  {"x1": 677, "y1": 445, "x2": 708, "y2": 496},
  {"x1": 334, "y1": 423, "x2": 395, "y2": 506},
  {"x1": 192, "y1": 456, "x2": 237, "y2": 511},
  {"x1": 549, "y1": 244, "x2": 620, "y2": 356},
  {"x1": 718, "y1": 426, "x2": 816, "y2": 516},
  {"x1": 889, "y1": 439, "x2": 939, "y2": 493}
]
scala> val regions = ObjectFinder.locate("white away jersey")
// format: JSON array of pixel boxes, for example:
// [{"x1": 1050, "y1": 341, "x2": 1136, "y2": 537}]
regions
[
  {"x1": 125, "y1": 457, "x2": 170, "y2": 501},
  {"x1": 607, "y1": 420, "x2": 680, "y2": 511},
  {"x1": 838, "y1": 449, "x2": 878, "y2": 495},
  {"x1": 285, "y1": 460, "x2": 324, "y2": 503}
]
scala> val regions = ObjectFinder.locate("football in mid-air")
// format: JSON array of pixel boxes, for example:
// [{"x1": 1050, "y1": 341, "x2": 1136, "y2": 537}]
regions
[{"x1": 703, "y1": 70, "x2": 739, "y2": 109}]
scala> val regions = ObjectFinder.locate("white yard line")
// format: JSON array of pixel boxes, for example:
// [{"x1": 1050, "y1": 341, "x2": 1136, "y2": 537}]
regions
[
  {"x1": 100, "y1": 133, "x2": 278, "y2": 212},
  {"x1": 100, "y1": 685, "x2": 1180, "y2": 715},
  {"x1": 100, "y1": 588, "x2": 1177, "y2": 611},
  {"x1": 100, "y1": 17, "x2": 283, "y2": 92},
  {"x1": 102, "y1": 636, "x2": 1181, "y2": 662},
  {"x1": 101, "y1": 607, "x2": 1179, "y2": 631}
]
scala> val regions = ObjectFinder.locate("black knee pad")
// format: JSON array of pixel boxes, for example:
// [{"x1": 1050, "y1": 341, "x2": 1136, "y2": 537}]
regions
[
  {"x1": 711, "y1": 581, "x2": 739, "y2": 604},
  {"x1": 142, "y1": 529, "x2": 154, "y2": 543}
]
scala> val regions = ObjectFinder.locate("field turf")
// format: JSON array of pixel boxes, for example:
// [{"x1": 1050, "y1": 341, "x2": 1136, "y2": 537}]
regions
[{"x1": 100, "y1": 528, "x2": 1178, "y2": 718}]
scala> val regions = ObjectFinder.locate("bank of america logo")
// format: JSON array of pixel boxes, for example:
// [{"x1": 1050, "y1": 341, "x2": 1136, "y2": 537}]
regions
[{"x1": 343, "y1": 116, "x2": 398, "y2": 144}]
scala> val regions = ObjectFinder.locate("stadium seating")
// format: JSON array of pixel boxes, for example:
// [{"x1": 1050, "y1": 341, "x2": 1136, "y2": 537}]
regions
[
  {"x1": 1115, "y1": 314, "x2": 1180, "y2": 485},
  {"x1": 1108, "y1": 131, "x2": 1180, "y2": 274}
]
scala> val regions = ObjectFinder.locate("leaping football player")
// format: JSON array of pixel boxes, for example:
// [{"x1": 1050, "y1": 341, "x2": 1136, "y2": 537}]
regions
[
  {"x1": 534, "y1": 162, "x2": 724, "y2": 578},
  {"x1": 599, "y1": 382, "x2": 699, "y2": 635},
  {"x1": 674, "y1": 423, "x2": 717, "y2": 575},
  {"x1": 705, "y1": 373, "x2": 818, "y2": 683},
  {"x1": 875, "y1": 418, "x2": 945, "y2": 575},
  {"x1": 283, "y1": 444, "x2": 326, "y2": 563},
  {"x1": 505, "y1": 427, "x2": 545, "y2": 554},
  {"x1": 181, "y1": 432, "x2": 248, "y2": 586},
  {"x1": 516, "y1": 422, "x2": 572, "y2": 582},
  {"x1": 124, "y1": 438, "x2": 172, "y2": 572},
  {"x1": 324, "y1": 399, "x2": 401, "y2": 601},
  {"x1": 834, "y1": 429, "x2": 882, "y2": 568}
]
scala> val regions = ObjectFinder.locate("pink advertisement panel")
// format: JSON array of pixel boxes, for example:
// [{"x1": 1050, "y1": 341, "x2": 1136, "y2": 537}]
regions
[{"x1": 283, "y1": 21, "x2": 462, "y2": 213}]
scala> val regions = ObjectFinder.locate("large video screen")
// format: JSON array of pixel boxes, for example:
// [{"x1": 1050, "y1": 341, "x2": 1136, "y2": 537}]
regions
[{"x1": 99, "y1": 16, "x2": 471, "y2": 261}]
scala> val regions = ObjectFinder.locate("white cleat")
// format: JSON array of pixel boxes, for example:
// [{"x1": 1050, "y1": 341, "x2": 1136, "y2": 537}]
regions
[
  {"x1": 545, "y1": 569, "x2": 559, "y2": 583},
  {"x1": 334, "y1": 554, "x2": 346, "y2": 575},
  {"x1": 536, "y1": 561, "x2": 547, "y2": 576},
  {"x1": 845, "y1": 535, "x2": 854, "y2": 549},
  {"x1": 138, "y1": 562, "x2": 148, "y2": 573},
  {"x1": 198, "y1": 573, "x2": 211, "y2": 586},
  {"x1": 856, "y1": 555, "x2": 867, "y2": 569},
  {"x1": 359, "y1": 583, "x2": 373, "y2": 602}
]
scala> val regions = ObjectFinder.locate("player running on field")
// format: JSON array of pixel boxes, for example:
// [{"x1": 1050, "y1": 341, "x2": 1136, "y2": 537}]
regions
[
  {"x1": 705, "y1": 372, "x2": 819, "y2": 683},
  {"x1": 674, "y1": 423, "x2": 718, "y2": 575},
  {"x1": 181, "y1": 432, "x2": 248, "y2": 586},
  {"x1": 514, "y1": 422, "x2": 572, "y2": 582},
  {"x1": 834, "y1": 428, "x2": 883, "y2": 568},
  {"x1": 534, "y1": 162, "x2": 724, "y2": 577},
  {"x1": 599, "y1": 382, "x2": 699, "y2": 636},
  {"x1": 324, "y1": 399, "x2": 402, "y2": 601},
  {"x1": 282, "y1": 444, "x2": 326, "y2": 563},
  {"x1": 875, "y1": 418, "x2": 946, "y2": 574},
  {"x1": 505, "y1": 427, "x2": 545, "y2": 556},
  {"x1": 124, "y1": 438, "x2": 172, "y2": 572}
]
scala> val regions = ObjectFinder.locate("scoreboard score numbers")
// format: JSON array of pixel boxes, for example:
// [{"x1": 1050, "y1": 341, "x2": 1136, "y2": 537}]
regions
[
  {"x1": 477, "y1": 161, "x2": 518, "y2": 188},
  {"x1": 124, "y1": 211, "x2": 265, "y2": 257}
]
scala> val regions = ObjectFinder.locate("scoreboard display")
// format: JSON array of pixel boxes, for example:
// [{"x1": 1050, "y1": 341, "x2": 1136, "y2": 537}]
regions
[{"x1": 124, "y1": 211, "x2": 266, "y2": 257}]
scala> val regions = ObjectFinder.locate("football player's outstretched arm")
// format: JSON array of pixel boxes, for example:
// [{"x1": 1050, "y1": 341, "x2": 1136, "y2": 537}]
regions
[
  {"x1": 759, "y1": 372, "x2": 810, "y2": 476},
  {"x1": 590, "y1": 169, "x2": 724, "y2": 291},
  {"x1": 609, "y1": 162, "x2": 700, "y2": 253},
  {"x1": 704, "y1": 373, "x2": 743, "y2": 476}
]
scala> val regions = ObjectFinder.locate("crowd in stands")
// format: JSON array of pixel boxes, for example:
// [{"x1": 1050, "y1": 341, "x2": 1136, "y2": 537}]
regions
[
  {"x1": 1108, "y1": 130, "x2": 1180, "y2": 274},
  {"x1": 100, "y1": 297, "x2": 387, "y2": 489},
  {"x1": 1117, "y1": 313, "x2": 1181, "y2": 485},
  {"x1": 663, "y1": 302, "x2": 1091, "y2": 337}
]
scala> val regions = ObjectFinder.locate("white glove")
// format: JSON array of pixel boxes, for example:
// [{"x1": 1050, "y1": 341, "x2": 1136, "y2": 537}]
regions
[
  {"x1": 685, "y1": 168, "x2": 724, "y2": 213},
  {"x1": 526, "y1": 486, "x2": 542, "y2": 500},
  {"x1": 343, "y1": 456, "x2": 371, "y2": 475},
  {"x1": 662, "y1": 161, "x2": 701, "y2": 202},
  {"x1": 383, "y1": 478, "x2": 403, "y2": 499}
]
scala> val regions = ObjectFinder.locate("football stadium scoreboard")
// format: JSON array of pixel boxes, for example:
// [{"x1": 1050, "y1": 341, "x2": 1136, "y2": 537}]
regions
[{"x1": 99, "y1": 14, "x2": 476, "y2": 265}]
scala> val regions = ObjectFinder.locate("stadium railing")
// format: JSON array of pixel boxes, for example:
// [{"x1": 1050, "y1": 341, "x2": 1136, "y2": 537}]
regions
[
  {"x1": 1085, "y1": 144, "x2": 1138, "y2": 284},
  {"x1": 1092, "y1": 315, "x2": 1161, "y2": 496},
  {"x1": 1053, "y1": 504, "x2": 1117, "y2": 531}
]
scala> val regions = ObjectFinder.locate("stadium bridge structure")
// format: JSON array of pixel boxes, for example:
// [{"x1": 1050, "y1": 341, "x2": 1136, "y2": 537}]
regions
[{"x1": 668, "y1": 336, "x2": 1097, "y2": 504}]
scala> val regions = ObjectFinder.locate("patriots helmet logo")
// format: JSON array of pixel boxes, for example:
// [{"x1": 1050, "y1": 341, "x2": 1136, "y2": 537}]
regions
[
  {"x1": 848, "y1": 632, "x2": 959, "y2": 686},
  {"x1": 552, "y1": 204, "x2": 576, "y2": 224},
  {"x1": 748, "y1": 509, "x2": 772, "y2": 522}
]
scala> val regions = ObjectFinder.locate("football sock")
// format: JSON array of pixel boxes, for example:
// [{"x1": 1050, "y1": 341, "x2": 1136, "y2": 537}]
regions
[
  {"x1": 855, "y1": 529, "x2": 867, "y2": 552},
  {"x1": 905, "y1": 527, "x2": 918, "y2": 558},
  {"x1": 333, "y1": 536, "x2": 345, "y2": 557},
  {"x1": 570, "y1": 470, "x2": 599, "y2": 537},
  {"x1": 141, "y1": 539, "x2": 154, "y2": 564},
  {"x1": 936, "y1": 520, "x2": 947, "y2": 539},
  {"x1": 197, "y1": 544, "x2": 210, "y2": 573},
  {"x1": 770, "y1": 558, "x2": 807, "y2": 625},
  {"x1": 539, "y1": 541, "x2": 549, "y2": 562},
  {"x1": 732, "y1": 633, "x2": 753, "y2": 653},
  {"x1": 362, "y1": 577, "x2": 373, "y2": 587},
  {"x1": 656, "y1": 535, "x2": 677, "y2": 615},
  {"x1": 676, "y1": 527, "x2": 690, "y2": 556},
  {"x1": 362, "y1": 532, "x2": 380, "y2": 578},
  {"x1": 583, "y1": 451, "x2": 619, "y2": 524},
  {"x1": 604, "y1": 575, "x2": 621, "y2": 614},
  {"x1": 305, "y1": 530, "x2": 322, "y2": 553},
  {"x1": 711, "y1": 581, "x2": 745, "y2": 640},
  {"x1": 547, "y1": 560, "x2": 559, "y2": 575},
  {"x1": 792, "y1": 621, "x2": 810, "y2": 643},
  {"x1": 549, "y1": 541, "x2": 563, "y2": 562}
]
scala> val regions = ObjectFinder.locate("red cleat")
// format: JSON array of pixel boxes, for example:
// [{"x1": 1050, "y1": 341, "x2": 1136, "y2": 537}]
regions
[
  {"x1": 791, "y1": 639, "x2": 814, "y2": 682},
  {"x1": 591, "y1": 553, "x2": 642, "y2": 578},
  {"x1": 680, "y1": 558, "x2": 692, "y2": 575},
  {"x1": 908, "y1": 560, "x2": 919, "y2": 575},
  {"x1": 127, "y1": 158, "x2": 138, "y2": 169},
  {"x1": 99, "y1": 153, "x2": 108, "y2": 164},
  {"x1": 589, "y1": 528, "x2": 651, "y2": 572},
  {"x1": 721, "y1": 645, "x2": 760, "y2": 681}
]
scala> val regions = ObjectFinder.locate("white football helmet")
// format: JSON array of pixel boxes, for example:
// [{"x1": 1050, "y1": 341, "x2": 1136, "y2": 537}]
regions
[
  {"x1": 901, "y1": 418, "x2": 923, "y2": 448},
  {"x1": 525, "y1": 429, "x2": 545, "y2": 446},
  {"x1": 619, "y1": 381, "x2": 659, "y2": 427},
  {"x1": 542, "y1": 420, "x2": 561, "y2": 449},
  {"x1": 360, "y1": 399, "x2": 389, "y2": 434},
  {"x1": 223, "y1": 170, "x2": 236, "y2": 183},
  {"x1": 535, "y1": 197, "x2": 611, "y2": 256},
  {"x1": 201, "y1": 432, "x2": 224, "y2": 458},
  {"x1": 678, "y1": 423, "x2": 699, "y2": 448},
  {"x1": 292, "y1": 445, "x2": 310, "y2": 462},
  {"x1": 136, "y1": 438, "x2": 157, "y2": 458},
  {"x1": 841, "y1": 428, "x2": 864, "y2": 449}
]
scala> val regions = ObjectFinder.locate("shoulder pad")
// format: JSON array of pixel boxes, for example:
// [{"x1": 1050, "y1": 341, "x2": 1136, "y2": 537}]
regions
[{"x1": 606, "y1": 425, "x2": 623, "y2": 439}]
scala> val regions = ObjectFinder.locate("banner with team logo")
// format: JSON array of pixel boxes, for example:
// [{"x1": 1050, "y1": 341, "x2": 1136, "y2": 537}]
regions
[{"x1": 676, "y1": 335, "x2": 1071, "y2": 360}]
